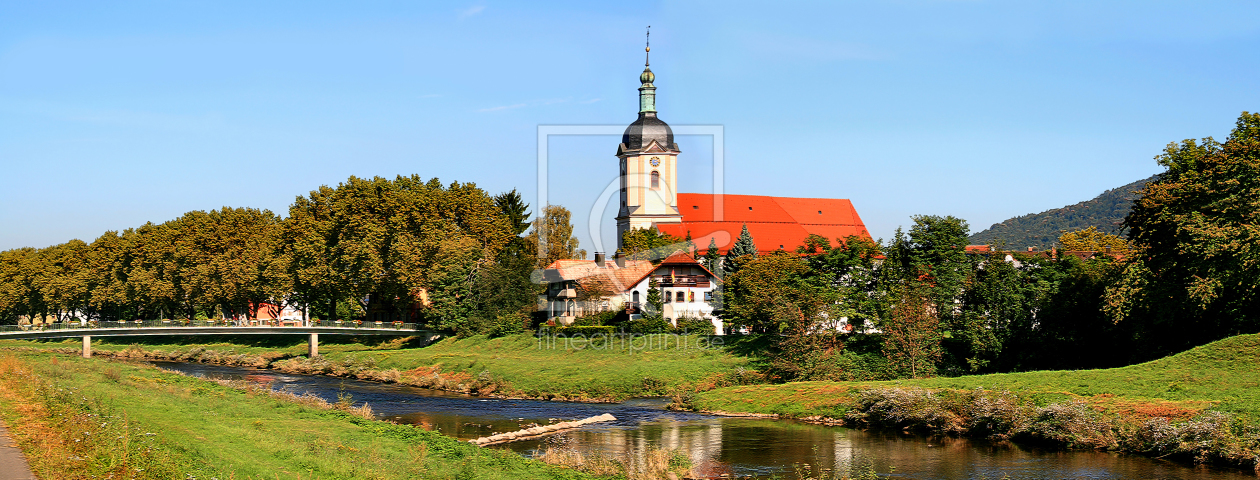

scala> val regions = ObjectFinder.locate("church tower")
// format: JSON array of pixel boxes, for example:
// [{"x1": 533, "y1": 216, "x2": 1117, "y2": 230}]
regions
[{"x1": 616, "y1": 35, "x2": 683, "y2": 250}]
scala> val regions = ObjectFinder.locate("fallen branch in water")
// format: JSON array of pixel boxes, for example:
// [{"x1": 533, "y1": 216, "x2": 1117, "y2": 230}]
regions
[{"x1": 470, "y1": 413, "x2": 616, "y2": 446}]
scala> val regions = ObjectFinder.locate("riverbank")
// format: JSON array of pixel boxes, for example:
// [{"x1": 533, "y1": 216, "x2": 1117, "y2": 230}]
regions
[
  {"x1": 679, "y1": 334, "x2": 1260, "y2": 471},
  {"x1": 0, "y1": 350, "x2": 599, "y2": 480},
  {"x1": 0, "y1": 333, "x2": 758, "y2": 402}
]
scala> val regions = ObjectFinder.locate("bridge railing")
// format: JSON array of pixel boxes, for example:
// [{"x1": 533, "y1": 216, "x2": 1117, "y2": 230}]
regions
[{"x1": 0, "y1": 321, "x2": 420, "y2": 333}]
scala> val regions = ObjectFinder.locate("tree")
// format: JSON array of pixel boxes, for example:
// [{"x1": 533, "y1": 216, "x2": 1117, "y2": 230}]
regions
[
  {"x1": 1106, "y1": 112, "x2": 1260, "y2": 356},
  {"x1": 954, "y1": 256, "x2": 1038, "y2": 372},
  {"x1": 0, "y1": 248, "x2": 42, "y2": 324},
  {"x1": 1058, "y1": 226, "x2": 1130, "y2": 254},
  {"x1": 644, "y1": 277, "x2": 664, "y2": 317},
  {"x1": 684, "y1": 231, "x2": 697, "y2": 259},
  {"x1": 494, "y1": 189, "x2": 532, "y2": 236},
  {"x1": 526, "y1": 205, "x2": 586, "y2": 268},
  {"x1": 470, "y1": 191, "x2": 540, "y2": 330},
  {"x1": 882, "y1": 282, "x2": 942, "y2": 378},
  {"x1": 722, "y1": 251, "x2": 824, "y2": 334},
  {"x1": 804, "y1": 234, "x2": 883, "y2": 332},
  {"x1": 288, "y1": 175, "x2": 512, "y2": 331},
  {"x1": 703, "y1": 238, "x2": 721, "y2": 275},
  {"x1": 723, "y1": 224, "x2": 757, "y2": 277},
  {"x1": 38, "y1": 240, "x2": 92, "y2": 322},
  {"x1": 620, "y1": 227, "x2": 683, "y2": 261}
]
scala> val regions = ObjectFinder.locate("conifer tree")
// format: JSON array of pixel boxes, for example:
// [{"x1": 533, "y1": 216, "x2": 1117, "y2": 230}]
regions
[
  {"x1": 645, "y1": 277, "x2": 664, "y2": 316},
  {"x1": 724, "y1": 224, "x2": 757, "y2": 276},
  {"x1": 684, "y1": 231, "x2": 697, "y2": 259},
  {"x1": 704, "y1": 238, "x2": 720, "y2": 274}
]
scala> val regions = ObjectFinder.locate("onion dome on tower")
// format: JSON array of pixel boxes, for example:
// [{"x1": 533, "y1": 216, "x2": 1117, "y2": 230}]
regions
[{"x1": 619, "y1": 38, "x2": 679, "y2": 155}]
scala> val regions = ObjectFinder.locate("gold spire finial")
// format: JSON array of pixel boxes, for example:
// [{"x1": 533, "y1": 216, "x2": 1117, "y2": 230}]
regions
[{"x1": 645, "y1": 26, "x2": 651, "y2": 66}]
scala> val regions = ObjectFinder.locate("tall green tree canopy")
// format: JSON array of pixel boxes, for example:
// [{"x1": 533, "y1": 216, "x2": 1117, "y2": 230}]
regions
[
  {"x1": 1107, "y1": 112, "x2": 1260, "y2": 354},
  {"x1": 289, "y1": 175, "x2": 512, "y2": 330},
  {"x1": 620, "y1": 227, "x2": 683, "y2": 261},
  {"x1": 525, "y1": 205, "x2": 586, "y2": 268}
]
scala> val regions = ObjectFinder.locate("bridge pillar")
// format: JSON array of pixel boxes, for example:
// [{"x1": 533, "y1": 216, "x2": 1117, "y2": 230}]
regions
[
  {"x1": 82, "y1": 335, "x2": 91, "y2": 358},
  {"x1": 308, "y1": 333, "x2": 319, "y2": 357}
]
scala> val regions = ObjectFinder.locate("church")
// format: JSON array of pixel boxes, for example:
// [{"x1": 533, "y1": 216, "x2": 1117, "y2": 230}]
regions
[
  {"x1": 539, "y1": 44, "x2": 870, "y2": 329},
  {"x1": 614, "y1": 45, "x2": 870, "y2": 255}
]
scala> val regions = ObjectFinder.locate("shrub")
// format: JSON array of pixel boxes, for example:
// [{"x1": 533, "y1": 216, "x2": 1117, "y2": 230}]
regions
[
  {"x1": 675, "y1": 316, "x2": 714, "y2": 335},
  {"x1": 846, "y1": 387, "x2": 965, "y2": 434},
  {"x1": 625, "y1": 316, "x2": 673, "y2": 334},
  {"x1": 461, "y1": 313, "x2": 528, "y2": 338},
  {"x1": 1016, "y1": 401, "x2": 1117, "y2": 449},
  {"x1": 572, "y1": 310, "x2": 619, "y2": 326}
]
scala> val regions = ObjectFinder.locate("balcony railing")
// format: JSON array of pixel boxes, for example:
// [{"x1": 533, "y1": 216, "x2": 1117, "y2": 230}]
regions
[{"x1": 657, "y1": 275, "x2": 710, "y2": 288}]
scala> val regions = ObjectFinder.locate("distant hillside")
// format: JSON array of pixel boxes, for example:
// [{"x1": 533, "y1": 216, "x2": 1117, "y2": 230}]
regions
[{"x1": 968, "y1": 175, "x2": 1158, "y2": 250}]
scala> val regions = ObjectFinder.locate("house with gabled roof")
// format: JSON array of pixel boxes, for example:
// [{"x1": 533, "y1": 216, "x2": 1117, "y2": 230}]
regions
[{"x1": 539, "y1": 252, "x2": 723, "y2": 332}]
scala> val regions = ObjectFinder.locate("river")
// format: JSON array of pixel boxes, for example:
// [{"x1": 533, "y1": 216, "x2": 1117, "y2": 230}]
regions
[{"x1": 155, "y1": 361, "x2": 1254, "y2": 480}]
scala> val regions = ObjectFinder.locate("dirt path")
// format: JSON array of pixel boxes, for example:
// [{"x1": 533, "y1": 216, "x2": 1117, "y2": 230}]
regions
[{"x1": 0, "y1": 419, "x2": 35, "y2": 480}]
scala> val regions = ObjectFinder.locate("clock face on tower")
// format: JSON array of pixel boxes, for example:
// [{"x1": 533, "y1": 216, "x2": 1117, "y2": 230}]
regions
[{"x1": 650, "y1": 157, "x2": 661, "y2": 167}]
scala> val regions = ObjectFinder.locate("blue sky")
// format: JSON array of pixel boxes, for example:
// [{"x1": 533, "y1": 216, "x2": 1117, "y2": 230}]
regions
[{"x1": 2, "y1": 1, "x2": 1258, "y2": 252}]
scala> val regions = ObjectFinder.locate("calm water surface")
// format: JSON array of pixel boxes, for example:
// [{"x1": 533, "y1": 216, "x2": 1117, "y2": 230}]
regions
[{"x1": 155, "y1": 361, "x2": 1256, "y2": 480}]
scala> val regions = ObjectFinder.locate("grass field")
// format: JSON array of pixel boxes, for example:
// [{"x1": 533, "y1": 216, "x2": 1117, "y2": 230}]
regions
[
  {"x1": 0, "y1": 351, "x2": 594, "y2": 480},
  {"x1": 0, "y1": 332, "x2": 755, "y2": 401},
  {"x1": 689, "y1": 333, "x2": 1260, "y2": 419}
]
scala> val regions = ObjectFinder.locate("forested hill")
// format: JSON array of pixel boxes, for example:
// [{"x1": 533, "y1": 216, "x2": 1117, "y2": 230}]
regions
[{"x1": 968, "y1": 174, "x2": 1158, "y2": 250}]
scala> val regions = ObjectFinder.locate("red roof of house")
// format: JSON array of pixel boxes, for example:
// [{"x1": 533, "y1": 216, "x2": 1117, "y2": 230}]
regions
[
  {"x1": 542, "y1": 259, "x2": 656, "y2": 294},
  {"x1": 657, "y1": 193, "x2": 870, "y2": 255}
]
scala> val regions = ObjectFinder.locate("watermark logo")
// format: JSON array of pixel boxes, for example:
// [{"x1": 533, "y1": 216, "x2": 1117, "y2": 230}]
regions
[
  {"x1": 535, "y1": 330, "x2": 726, "y2": 353},
  {"x1": 534, "y1": 125, "x2": 727, "y2": 259}
]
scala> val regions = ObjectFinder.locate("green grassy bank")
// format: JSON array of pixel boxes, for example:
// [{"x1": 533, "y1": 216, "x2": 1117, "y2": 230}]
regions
[
  {"x1": 688, "y1": 333, "x2": 1260, "y2": 419},
  {"x1": 0, "y1": 333, "x2": 756, "y2": 402},
  {"x1": 0, "y1": 351, "x2": 595, "y2": 480},
  {"x1": 680, "y1": 334, "x2": 1260, "y2": 470}
]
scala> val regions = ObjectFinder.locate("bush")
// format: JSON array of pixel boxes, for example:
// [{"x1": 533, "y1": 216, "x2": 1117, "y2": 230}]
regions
[
  {"x1": 572, "y1": 310, "x2": 618, "y2": 326},
  {"x1": 462, "y1": 313, "x2": 528, "y2": 338},
  {"x1": 675, "y1": 316, "x2": 714, "y2": 335},
  {"x1": 625, "y1": 316, "x2": 673, "y2": 334},
  {"x1": 487, "y1": 312, "x2": 528, "y2": 337}
]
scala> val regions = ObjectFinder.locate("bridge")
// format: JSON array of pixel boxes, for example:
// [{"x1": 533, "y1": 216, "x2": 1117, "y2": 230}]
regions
[{"x1": 0, "y1": 321, "x2": 434, "y2": 358}]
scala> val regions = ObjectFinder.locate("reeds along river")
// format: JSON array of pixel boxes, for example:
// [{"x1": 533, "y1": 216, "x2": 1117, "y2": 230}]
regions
[{"x1": 156, "y1": 361, "x2": 1253, "y2": 480}]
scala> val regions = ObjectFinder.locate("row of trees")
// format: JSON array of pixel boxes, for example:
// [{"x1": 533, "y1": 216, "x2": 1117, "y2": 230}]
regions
[
  {"x1": 0, "y1": 176, "x2": 566, "y2": 334},
  {"x1": 714, "y1": 111, "x2": 1260, "y2": 380}
]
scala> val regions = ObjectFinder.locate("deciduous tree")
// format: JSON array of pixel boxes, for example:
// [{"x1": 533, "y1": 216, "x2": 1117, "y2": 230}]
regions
[
  {"x1": 526, "y1": 205, "x2": 586, "y2": 268},
  {"x1": 1106, "y1": 112, "x2": 1260, "y2": 355}
]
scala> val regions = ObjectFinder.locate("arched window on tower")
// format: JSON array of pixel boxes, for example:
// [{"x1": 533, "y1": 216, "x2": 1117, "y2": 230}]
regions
[{"x1": 650, "y1": 170, "x2": 660, "y2": 189}]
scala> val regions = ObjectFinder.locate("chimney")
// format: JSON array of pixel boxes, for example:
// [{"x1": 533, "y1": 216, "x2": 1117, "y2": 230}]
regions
[
  {"x1": 594, "y1": 252, "x2": 605, "y2": 266},
  {"x1": 614, "y1": 250, "x2": 625, "y2": 268}
]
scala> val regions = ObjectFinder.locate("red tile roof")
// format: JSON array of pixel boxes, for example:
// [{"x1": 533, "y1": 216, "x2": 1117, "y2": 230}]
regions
[
  {"x1": 657, "y1": 193, "x2": 870, "y2": 255},
  {"x1": 542, "y1": 259, "x2": 656, "y2": 294},
  {"x1": 658, "y1": 252, "x2": 721, "y2": 279}
]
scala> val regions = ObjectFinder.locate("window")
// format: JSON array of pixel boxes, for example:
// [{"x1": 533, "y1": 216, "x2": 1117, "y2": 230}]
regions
[
  {"x1": 676, "y1": 292, "x2": 685, "y2": 303},
  {"x1": 665, "y1": 291, "x2": 673, "y2": 302},
  {"x1": 704, "y1": 292, "x2": 713, "y2": 302},
  {"x1": 651, "y1": 171, "x2": 660, "y2": 189},
  {"x1": 633, "y1": 291, "x2": 640, "y2": 305},
  {"x1": 688, "y1": 291, "x2": 695, "y2": 303}
]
